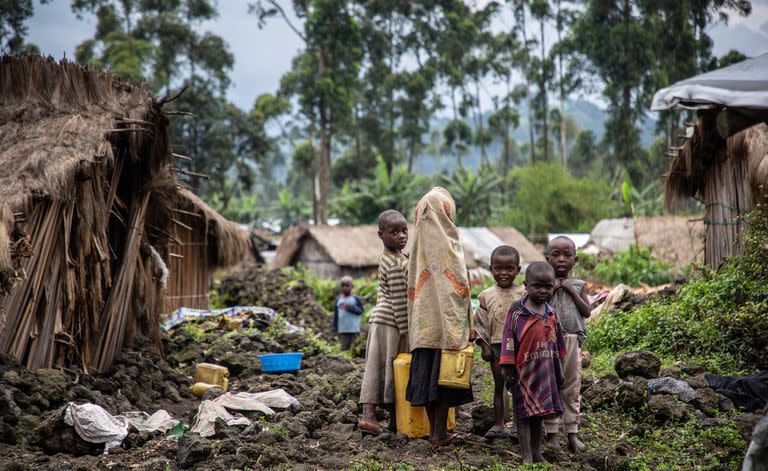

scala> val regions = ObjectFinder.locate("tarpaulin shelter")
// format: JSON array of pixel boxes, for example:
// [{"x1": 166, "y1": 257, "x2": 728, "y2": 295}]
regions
[{"x1": 651, "y1": 53, "x2": 768, "y2": 266}]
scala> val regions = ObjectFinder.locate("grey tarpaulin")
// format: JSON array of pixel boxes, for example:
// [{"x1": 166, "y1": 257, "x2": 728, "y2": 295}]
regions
[
  {"x1": 652, "y1": 53, "x2": 768, "y2": 111},
  {"x1": 647, "y1": 377, "x2": 697, "y2": 403}
]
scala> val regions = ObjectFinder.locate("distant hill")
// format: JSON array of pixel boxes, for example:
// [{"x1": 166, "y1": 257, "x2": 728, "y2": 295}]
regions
[{"x1": 413, "y1": 99, "x2": 658, "y2": 174}]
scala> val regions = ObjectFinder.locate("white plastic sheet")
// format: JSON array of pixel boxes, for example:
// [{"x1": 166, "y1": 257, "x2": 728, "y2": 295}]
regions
[
  {"x1": 190, "y1": 400, "x2": 252, "y2": 438},
  {"x1": 125, "y1": 410, "x2": 179, "y2": 433},
  {"x1": 214, "y1": 389, "x2": 300, "y2": 412},
  {"x1": 63, "y1": 402, "x2": 129, "y2": 453}
]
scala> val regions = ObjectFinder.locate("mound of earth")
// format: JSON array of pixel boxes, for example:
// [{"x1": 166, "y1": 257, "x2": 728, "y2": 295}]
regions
[{"x1": 216, "y1": 263, "x2": 332, "y2": 337}]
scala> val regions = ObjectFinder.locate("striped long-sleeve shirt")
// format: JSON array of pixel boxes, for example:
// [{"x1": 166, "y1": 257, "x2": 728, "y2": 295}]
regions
[{"x1": 368, "y1": 250, "x2": 409, "y2": 335}]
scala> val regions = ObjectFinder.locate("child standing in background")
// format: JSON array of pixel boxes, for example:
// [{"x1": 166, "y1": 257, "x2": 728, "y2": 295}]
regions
[
  {"x1": 358, "y1": 210, "x2": 409, "y2": 435},
  {"x1": 543, "y1": 235, "x2": 592, "y2": 453},
  {"x1": 474, "y1": 245, "x2": 524, "y2": 440},
  {"x1": 332, "y1": 275, "x2": 364, "y2": 351},
  {"x1": 501, "y1": 262, "x2": 566, "y2": 464}
]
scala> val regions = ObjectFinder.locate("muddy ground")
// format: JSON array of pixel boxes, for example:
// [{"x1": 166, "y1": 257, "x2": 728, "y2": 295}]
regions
[{"x1": 0, "y1": 266, "x2": 761, "y2": 470}]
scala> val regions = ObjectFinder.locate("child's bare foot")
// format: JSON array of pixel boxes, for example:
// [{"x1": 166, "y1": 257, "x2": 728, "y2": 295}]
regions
[
  {"x1": 546, "y1": 432, "x2": 562, "y2": 450},
  {"x1": 358, "y1": 419, "x2": 383, "y2": 435},
  {"x1": 568, "y1": 433, "x2": 586, "y2": 453}
]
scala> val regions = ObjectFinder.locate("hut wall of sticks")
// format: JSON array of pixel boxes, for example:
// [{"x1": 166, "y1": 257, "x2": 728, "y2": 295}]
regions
[
  {"x1": 0, "y1": 55, "x2": 178, "y2": 373},
  {"x1": 162, "y1": 189, "x2": 255, "y2": 313},
  {"x1": 665, "y1": 114, "x2": 768, "y2": 266}
]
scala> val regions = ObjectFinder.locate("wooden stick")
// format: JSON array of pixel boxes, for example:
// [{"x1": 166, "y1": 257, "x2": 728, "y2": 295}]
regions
[
  {"x1": 108, "y1": 127, "x2": 148, "y2": 133},
  {"x1": 172, "y1": 153, "x2": 192, "y2": 161},
  {"x1": 175, "y1": 168, "x2": 209, "y2": 180},
  {"x1": 171, "y1": 218, "x2": 193, "y2": 231},
  {"x1": 170, "y1": 207, "x2": 203, "y2": 218}
]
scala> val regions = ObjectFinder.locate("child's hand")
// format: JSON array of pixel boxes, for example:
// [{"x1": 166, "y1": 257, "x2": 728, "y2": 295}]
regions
[
  {"x1": 339, "y1": 302, "x2": 349, "y2": 310},
  {"x1": 502, "y1": 366, "x2": 516, "y2": 390},
  {"x1": 480, "y1": 343, "x2": 493, "y2": 362}
]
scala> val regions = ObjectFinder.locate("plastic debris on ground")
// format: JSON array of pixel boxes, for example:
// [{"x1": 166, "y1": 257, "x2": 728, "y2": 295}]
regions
[
  {"x1": 125, "y1": 410, "x2": 180, "y2": 433},
  {"x1": 647, "y1": 377, "x2": 697, "y2": 402},
  {"x1": 190, "y1": 400, "x2": 252, "y2": 438},
  {"x1": 163, "y1": 306, "x2": 303, "y2": 333},
  {"x1": 63, "y1": 402, "x2": 129, "y2": 454},
  {"x1": 214, "y1": 390, "x2": 300, "y2": 411}
]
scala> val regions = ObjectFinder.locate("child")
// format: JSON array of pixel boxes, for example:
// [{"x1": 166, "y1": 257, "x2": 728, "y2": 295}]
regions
[
  {"x1": 543, "y1": 236, "x2": 592, "y2": 453},
  {"x1": 358, "y1": 209, "x2": 409, "y2": 435},
  {"x1": 501, "y1": 262, "x2": 566, "y2": 464},
  {"x1": 406, "y1": 187, "x2": 473, "y2": 447},
  {"x1": 332, "y1": 275, "x2": 364, "y2": 351},
  {"x1": 474, "y1": 245, "x2": 524, "y2": 440}
]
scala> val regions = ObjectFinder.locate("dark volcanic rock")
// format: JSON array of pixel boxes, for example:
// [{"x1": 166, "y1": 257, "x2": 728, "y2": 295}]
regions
[
  {"x1": 471, "y1": 404, "x2": 495, "y2": 435},
  {"x1": 615, "y1": 351, "x2": 661, "y2": 379},
  {"x1": 616, "y1": 379, "x2": 648, "y2": 412},
  {"x1": 648, "y1": 395, "x2": 690, "y2": 423},
  {"x1": 177, "y1": 433, "x2": 212, "y2": 469}
]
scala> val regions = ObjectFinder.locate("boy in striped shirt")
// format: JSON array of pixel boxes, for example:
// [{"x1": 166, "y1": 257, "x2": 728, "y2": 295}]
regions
[{"x1": 358, "y1": 210, "x2": 409, "y2": 435}]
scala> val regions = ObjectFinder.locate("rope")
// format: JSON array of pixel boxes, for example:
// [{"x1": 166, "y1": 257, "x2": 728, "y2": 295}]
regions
[{"x1": 703, "y1": 219, "x2": 747, "y2": 226}]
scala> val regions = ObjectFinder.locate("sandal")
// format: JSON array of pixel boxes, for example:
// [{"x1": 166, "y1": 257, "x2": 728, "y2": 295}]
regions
[
  {"x1": 430, "y1": 432, "x2": 467, "y2": 448},
  {"x1": 484, "y1": 425, "x2": 506, "y2": 440}
]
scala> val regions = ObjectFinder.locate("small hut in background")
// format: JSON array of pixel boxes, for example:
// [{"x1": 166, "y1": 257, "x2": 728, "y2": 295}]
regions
[
  {"x1": 272, "y1": 225, "x2": 401, "y2": 279},
  {"x1": 272, "y1": 224, "x2": 542, "y2": 280},
  {"x1": 488, "y1": 227, "x2": 547, "y2": 265},
  {"x1": 163, "y1": 190, "x2": 255, "y2": 313},
  {"x1": 652, "y1": 53, "x2": 768, "y2": 266}
]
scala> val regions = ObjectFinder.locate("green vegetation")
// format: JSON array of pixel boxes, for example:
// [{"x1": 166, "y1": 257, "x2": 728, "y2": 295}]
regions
[
  {"x1": 575, "y1": 245, "x2": 674, "y2": 287},
  {"x1": 586, "y1": 206, "x2": 768, "y2": 374}
]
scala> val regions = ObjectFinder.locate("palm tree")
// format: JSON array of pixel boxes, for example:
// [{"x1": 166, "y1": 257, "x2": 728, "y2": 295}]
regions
[{"x1": 441, "y1": 165, "x2": 501, "y2": 226}]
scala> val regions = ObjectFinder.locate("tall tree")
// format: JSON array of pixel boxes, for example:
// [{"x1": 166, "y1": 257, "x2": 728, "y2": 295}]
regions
[
  {"x1": 256, "y1": 0, "x2": 362, "y2": 225},
  {"x1": 529, "y1": 0, "x2": 552, "y2": 162},
  {"x1": 508, "y1": 0, "x2": 538, "y2": 163},
  {"x1": 488, "y1": 31, "x2": 525, "y2": 188},
  {"x1": 572, "y1": 0, "x2": 658, "y2": 182},
  {"x1": 0, "y1": 0, "x2": 50, "y2": 53},
  {"x1": 73, "y1": 0, "x2": 154, "y2": 84},
  {"x1": 550, "y1": 0, "x2": 580, "y2": 165}
]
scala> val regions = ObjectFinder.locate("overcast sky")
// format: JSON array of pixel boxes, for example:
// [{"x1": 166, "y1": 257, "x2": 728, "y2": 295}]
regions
[{"x1": 27, "y1": 0, "x2": 768, "y2": 113}]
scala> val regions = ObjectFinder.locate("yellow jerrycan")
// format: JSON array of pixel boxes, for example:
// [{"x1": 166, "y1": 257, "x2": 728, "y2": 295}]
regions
[
  {"x1": 193, "y1": 363, "x2": 229, "y2": 391},
  {"x1": 393, "y1": 353, "x2": 456, "y2": 438}
]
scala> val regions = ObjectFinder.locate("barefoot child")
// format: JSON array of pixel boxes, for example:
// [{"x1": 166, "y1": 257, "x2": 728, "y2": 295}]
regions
[
  {"x1": 332, "y1": 276, "x2": 364, "y2": 351},
  {"x1": 474, "y1": 245, "x2": 524, "y2": 440},
  {"x1": 406, "y1": 187, "x2": 473, "y2": 447},
  {"x1": 501, "y1": 262, "x2": 566, "y2": 464},
  {"x1": 543, "y1": 236, "x2": 592, "y2": 452},
  {"x1": 358, "y1": 210, "x2": 409, "y2": 434}
]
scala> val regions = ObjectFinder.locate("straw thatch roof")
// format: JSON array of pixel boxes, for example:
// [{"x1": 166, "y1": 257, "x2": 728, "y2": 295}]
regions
[
  {"x1": 273, "y1": 225, "x2": 415, "y2": 269},
  {"x1": 174, "y1": 189, "x2": 255, "y2": 267},
  {"x1": 273, "y1": 224, "x2": 543, "y2": 272},
  {"x1": 488, "y1": 227, "x2": 545, "y2": 264},
  {"x1": 665, "y1": 119, "x2": 768, "y2": 209},
  {"x1": 0, "y1": 55, "x2": 175, "y2": 371}
]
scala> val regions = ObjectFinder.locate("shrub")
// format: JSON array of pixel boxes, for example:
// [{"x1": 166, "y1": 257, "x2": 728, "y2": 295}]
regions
[
  {"x1": 575, "y1": 245, "x2": 674, "y2": 287},
  {"x1": 585, "y1": 205, "x2": 768, "y2": 374}
]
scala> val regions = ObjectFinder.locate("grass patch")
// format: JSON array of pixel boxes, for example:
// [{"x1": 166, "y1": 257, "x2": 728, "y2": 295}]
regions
[{"x1": 584, "y1": 205, "x2": 768, "y2": 375}]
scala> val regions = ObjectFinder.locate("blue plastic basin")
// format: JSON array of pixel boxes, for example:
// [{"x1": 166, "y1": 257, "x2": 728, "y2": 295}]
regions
[{"x1": 258, "y1": 352, "x2": 304, "y2": 373}]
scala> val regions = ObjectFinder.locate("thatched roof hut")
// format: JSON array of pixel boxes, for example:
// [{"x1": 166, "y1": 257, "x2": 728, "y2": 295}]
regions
[
  {"x1": 488, "y1": 227, "x2": 546, "y2": 265},
  {"x1": 163, "y1": 189, "x2": 256, "y2": 313},
  {"x1": 272, "y1": 224, "x2": 410, "y2": 279},
  {"x1": 272, "y1": 224, "x2": 542, "y2": 280},
  {"x1": 0, "y1": 55, "x2": 178, "y2": 372},
  {"x1": 652, "y1": 55, "x2": 768, "y2": 266}
]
